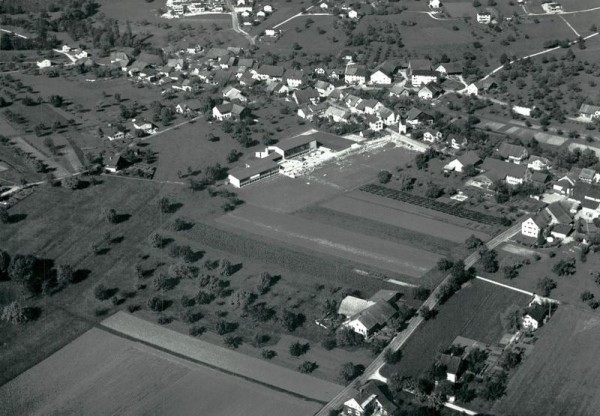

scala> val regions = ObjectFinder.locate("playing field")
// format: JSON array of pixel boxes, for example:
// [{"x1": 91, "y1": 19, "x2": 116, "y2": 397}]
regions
[
  {"x1": 493, "y1": 305, "x2": 600, "y2": 416},
  {"x1": 215, "y1": 204, "x2": 440, "y2": 277},
  {"x1": 0, "y1": 326, "x2": 323, "y2": 416}
]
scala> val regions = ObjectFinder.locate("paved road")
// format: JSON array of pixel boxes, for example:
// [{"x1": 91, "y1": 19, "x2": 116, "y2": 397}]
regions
[
  {"x1": 314, "y1": 223, "x2": 521, "y2": 415},
  {"x1": 224, "y1": 0, "x2": 256, "y2": 45}
]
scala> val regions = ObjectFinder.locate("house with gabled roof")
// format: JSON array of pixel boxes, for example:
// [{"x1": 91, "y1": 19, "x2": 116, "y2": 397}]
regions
[
  {"x1": 324, "y1": 105, "x2": 351, "y2": 123},
  {"x1": 411, "y1": 70, "x2": 439, "y2": 87},
  {"x1": 389, "y1": 83, "x2": 410, "y2": 98},
  {"x1": 356, "y1": 99, "x2": 382, "y2": 115},
  {"x1": 345, "y1": 64, "x2": 368, "y2": 85},
  {"x1": 422, "y1": 129, "x2": 443, "y2": 143},
  {"x1": 498, "y1": 142, "x2": 528, "y2": 164},
  {"x1": 315, "y1": 80, "x2": 335, "y2": 97},
  {"x1": 175, "y1": 99, "x2": 201, "y2": 115},
  {"x1": 223, "y1": 86, "x2": 248, "y2": 103},
  {"x1": 340, "y1": 290, "x2": 400, "y2": 338},
  {"x1": 522, "y1": 213, "x2": 550, "y2": 238},
  {"x1": 579, "y1": 103, "x2": 600, "y2": 121},
  {"x1": 527, "y1": 155, "x2": 550, "y2": 171},
  {"x1": 285, "y1": 70, "x2": 305, "y2": 89},
  {"x1": 553, "y1": 173, "x2": 577, "y2": 196},
  {"x1": 366, "y1": 114, "x2": 384, "y2": 132},
  {"x1": 369, "y1": 61, "x2": 397, "y2": 85},
  {"x1": 408, "y1": 59, "x2": 432, "y2": 74},
  {"x1": 435, "y1": 62, "x2": 463, "y2": 77},
  {"x1": 443, "y1": 151, "x2": 482, "y2": 173},
  {"x1": 377, "y1": 107, "x2": 397, "y2": 126},
  {"x1": 292, "y1": 88, "x2": 320, "y2": 106},
  {"x1": 212, "y1": 102, "x2": 248, "y2": 121},
  {"x1": 342, "y1": 381, "x2": 398, "y2": 416},
  {"x1": 405, "y1": 107, "x2": 434, "y2": 127},
  {"x1": 480, "y1": 158, "x2": 531, "y2": 185},
  {"x1": 439, "y1": 354, "x2": 463, "y2": 383},
  {"x1": 253, "y1": 64, "x2": 285, "y2": 81},
  {"x1": 522, "y1": 304, "x2": 549, "y2": 331},
  {"x1": 418, "y1": 83, "x2": 443, "y2": 100}
]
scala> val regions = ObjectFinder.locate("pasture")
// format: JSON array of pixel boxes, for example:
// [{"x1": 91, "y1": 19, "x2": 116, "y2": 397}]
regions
[
  {"x1": 493, "y1": 305, "x2": 600, "y2": 416},
  {"x1": 0, "y1": 326, "x2": 324, "y2": 416},
  {"x1": 215, "y1": 204, "x2": 440, "y2": 278},
  {"x1": 381, "y1": 279, "x2": 531, "y2": 380}
]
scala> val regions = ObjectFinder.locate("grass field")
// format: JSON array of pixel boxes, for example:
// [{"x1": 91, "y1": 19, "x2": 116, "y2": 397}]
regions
[
  {"x1": 215, "y1": 204, "x2": 440, "y2": 278},
  {"x1": 259, "y1": 15, "x2": 344, "y2": 54},
  {"x1": 0, "y1": 327, "x2": 323, "y2": 416},
  {"x1": 0, "y1": 177, "x2": 171, "y2": 386},
  {"x1": 381, "y1": 279, "x2": 531, "y2": 380},
  {"x1": 493, "y1": 305, "x2": 600, "y2": 416}
]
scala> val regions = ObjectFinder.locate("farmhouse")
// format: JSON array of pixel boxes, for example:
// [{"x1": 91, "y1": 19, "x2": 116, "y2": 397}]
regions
[
  {"x1": 253, "y1": 65, "x2": 285, "y2": 81},
  {"x1": 212, "y1": 102, "x2": 248, "y2": 121},
  {"x1": 324, "y1": 106, "x2": 351, "y2": 123},
  {"x1": 435, "y1": 62, "x2": 463, "y2": 77},
  {"x1": 429, "y1": 0, "x2": 441, "y2": 8},
  {"x1": 340, "y1": 290, "x2": 400, "y2": 338},
  {"x1": 579, "y1": 168, "x2": 595, "y2": 184},
  {"x1": 553, "y1": 173, "x2": 577, "y2": 196},
  {"x1": 480, "y1": 158, "x2": 530, "y2": 185},
  {"x1": 369, "y1": 61, "x2": 397, "y2": 85},
  {"x1": 104, "y1": 153, "x2": 129, "y2": 173},
  {"x1": 545, "y1": 201, "x2": 573, "y2": 225},
  {"x1": 408, "y1": 59, "x2": 432, "y2": 74},
  {"x1": 132, "y1": 119, "x2": 158, "y2": 135},
  {"x1": 418, "y1": 83, "x2": 443, "y2": 100},
  {"x1": 228, "y1": 158, "x2": 280, "y2": 188},
  {"x1": 175, "y1": 99, "x2": 201, "y2": 115},
  {"x1": 345, "y1": 64, "x2": 368, "y2": 85},
  {"x1": 297, "y1": 103, "x2": 326, "y2": 121},
  {"x1": 292, "y1": 88, "x2": 320, "y2": 106},
  {"x1": 377, "y1": 107, "x2": 397, "y2": 126},
  {"x1": 36, "y1": 59, "x2": 53, "y2": 68},
  {"x1": 223, "y1": 86, "x2": 248, "y2": 103},
  {"x1": 411, "y1": 70, "x2": 439, "y2": 87},
  {"x1": 406, "y1": 107, "x2": 434, "y2": 127},
  {"x1": 498, "y1": 142, "x2": 528, "y2": 164},
  {"x1": 527, "y1": 155, "x2": 550, "y2": 171},
  {"x1": 389, "y1": 83, "x2": 410, "y2": 98},
  {"x1": 513, "y1": 105, "x2": 534, "y2": 117},
  {"x1": 449, "y1": 134, "x2": 468, "y2": 150},
  {"x1": 285, "y1": 70, "x2": 304, "y2": 89},
  {"x1": 315, "y1": 80, "x2": 335, "y2": 97},
  {"x1": 542, "y1": 2, "x2": 563, "y2": 13},
  {"x1": 477, "y1": 11, "x2": 492, "y2": 24},
  {"x1": 439, "y1": 354, "x2": 463, "y2": 383},
  {"x1": 443, "y1": 151, "x2": 482, "y2": 173},
  {"x1": 356, "y1": 99, "x2": 382, "y2": 115},
  {"x1": 522, "y1": 304, "x2": 549, "y2": 331},
  {"x1": 366, "y1": 115, "x2": 384, "y2": 132},
  {"x1": 579, "y1": 103, "x2": 600, "y2": 121},
  {"x1": 466, "y1": 77, "x2": 496, "y2": 96},
  {"x1": 422, "y1": 129, "x2": 443, "y2": 143},
  {"x1": 342, "y1": 382, "x2": 397, "y2": 416},
  {"x1": 521, "y1": 215, "x2": 549, "y2": 238}
]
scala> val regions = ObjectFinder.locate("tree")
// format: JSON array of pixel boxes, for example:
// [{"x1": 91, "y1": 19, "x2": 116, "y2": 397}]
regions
[
  {"x1": 227, "y1": 149, "x2": 241, "y2": 163},
  {"x1": 49, "y1": 95, "x2": 64, "y2": 107},
  {"x1": 0, "y1": 206, "x2": 9, "y2": 224},
  {"x1": 158, "y1": 197, "x2": 171, "y2": 213},
  {"x1": 94, "y1": 284, "x2": 112, "y2": 301},
  {"x1": 533, "y1": 276, "x2": 555, "y2": 297},
  {"x1": 419, "y1": 306, "x2": 436, "y2": 320},
  {"x1": 256, "y1": 272, "x2": 274, "y2": 294},
  {"x1": 425, "y1": 183, "x2": 443, "y2": 198},
  {"x1": 384, "y1": 348, "x2": 402, "y2": 364},
  {"x1": 412, "y1": 286, "x2": 431, "y2": 301},
  {"x1": 56, "y1": 264, "x2": 74, "y2": 287},
  {"x1": 580, "y1": 291, "x2": 594, "y2": 302},
  {"x1": 299, "y1": 361, "x2": 318, "y2": 373},
  {"x1": 437, "y1": 258, "x2": 454, "y2": 271},
  {"x1": 465, "y1": 235, "x2": 483, "y2": 249},
  {"x1": 481, "y1": 371, "x2": 508, "y2": 401},
  {"x1": 261, "y1": 349, "x2": 276, "y2": 359},
  {"x1": 102, "y1": 208, "x2": 118, "y2": 223},
  {"x1": 552, "y1": 257, "x2": 576, "y2": 276},
  {"x1": 8, "y1": 254, "x2": 36, "y2": 287},
  {"x1": 338, "y1": 362, "x2": 363, "y2": 383},
  {"x1": 501, "y1": 305, "x2": 522, "y2": 332},
  {"x1": 289, "y1": 340, "x2": 309, "y2": 356},
  {"x1": 0, "y1": 33, "x2": 13, "y2": 50},
  {"x1": 479, "y1": 247, "x2": 498, "y2": 273},
  {"x1": 378, "y1": 170, "x2": 392, "y2": 184},
  {"x1": 62, "y1": 175, "x2": 81, "y2": 190},
  {"x1": 149, "y1": 233, "x2": 165, "y2": 248},
  {"x1": 1, "y1": 301, "x2": 27, "y2": 324},
  {"x1": 218, "y1": 259, "x2": 234, "y2": 276},
  {"x1": 503, "y1": 265, "x2": 519, "y2": 280},
  {"x1": 336, "y1": 326, "x2": 362, "y2": 346},
  {"x1": 279, "y1": 309, "x2": 304, "y2": 332},
  {"x1": 0, "y1": 249, "x2": 10, "y2": 279}
]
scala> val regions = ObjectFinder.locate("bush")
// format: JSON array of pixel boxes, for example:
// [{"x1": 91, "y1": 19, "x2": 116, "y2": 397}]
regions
[
  {"x1": 412, "y1": 286, "x2": 431, "y2": 301},
  {"x1": 261, "y1": 349, "x2": 276, "y2": 359},
  {"x1": 94, "y1": 284, "x2": 112, "y2": 301},
  {"x1": 338, "y1": 362, "x2": 363, "y2": 383},
  {"x1": 552, "y1": 257, "x2": 576, "y2": 276},
  {"x1": 536, "y1": 277, "x2": 556, "y2": 296},
  {"x1": 465, "y1": 235, "x2": 483, "y2": 249},
  {"x1": 336, "y1": 327, "x2": 362, "y2": 347},
  {"x1": 321, "y1": 337, "x2": 337, "y2": 350},
  {"x1": 437, "y1": 258, "x2": 454, "y2": 271},
  {"x1": 147, "y1": 296, "x2": 169, "y2": 312},
  {"x1": 223, "y1": 335, "x2": 243, "y2": 348},
  {"x1": 289, "y1": 341, "x2": 310, "y2": 357},
  {"x1": 580, "y1": 291, "x2": 594, "y2": 302},
  {"x1": 419, "y1": 306, "x2": 436, "y2": 320},
  {"x1": 189, "y1": 325, "x2": 206, "y2": 336},
  {"x1": 298, "y1": 361, "x2": 318, "y2": 373},
  {"x1": 378, "y1": 170, "x2": 392, "y2": 184}
]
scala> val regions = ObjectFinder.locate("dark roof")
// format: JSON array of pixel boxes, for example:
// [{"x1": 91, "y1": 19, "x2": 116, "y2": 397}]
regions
[
  {"x1": 546, "y1": 201, "x2": 572, "y2": 224},
  {"x1": 526, "y1": 304, "x2": 547, "y2": 323},
  {"x1": 228, "y1": 158, "x2": 279, "y2": 181},
  {"x1": 582, "y1": 198, "x2": 600, "y2": 210},
  {"x1": 531, "y1": 171, "x2": 549, "y2": 184},
  {"x1": 498, "y1": 142, "x2": 527, "y2": 159},
  {"x1": 439, "y1": 354, "x2": 462, "y2": 375},
  {"x1": 302, "y1": 131, "x2": 353, "y2": 151},
  {"x1": 372, "y1": 60, "x2": 398, "y2": 76},
  {"x1": 345, "y1": 64, "x2": 368, "y2": 77},
  {"x1": 421, "y1": 83, "x2": 443, "y2": 94},
  {"x1": 285, "y1": 69, "x2": 304, "y2": 80},
  {"x1": 481, "y1": 158, "x2": 528, "y2": 180},
  {"x1": 369, "y1": 289, "x2": 400, "y2": 303},
  {"x1": 580, "y1": 103, "x2": 600, "y2": 115},
  {"x1": 438, "y1": 62, "x2": 463, "y2": 74},
  {"x1": 410, "y1": 59, "x2": 432, "y2": 71},
  {"x1": 573, "y1": 183, "x2": 600, "y2": 202},
  {"x1": 355, "y1": 302, "x2": 396, "y2": 330},
  {"x1": 457, "y1": 151, "x2": 482, "y2": 166},
  {"x1": 273, "y1": 134, "x2": 317, "y2": 152},
  {"x1": 412, "y1": 69, "x2": 438, "y2": 77},
  {"x1": 358, "y1": 382, "x2": 398, "y2": 414},
  {"x1": 293, "y1": 88, "x2": 320, "y2": 104},
  {"x1": 257, "y1": 64, "x2": 284, "y2": 77}
]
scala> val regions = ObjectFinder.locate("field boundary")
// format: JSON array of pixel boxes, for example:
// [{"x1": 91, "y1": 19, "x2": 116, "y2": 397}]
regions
[{"x1": 100, "y1": 312, "x2": 342, "y2": 403}]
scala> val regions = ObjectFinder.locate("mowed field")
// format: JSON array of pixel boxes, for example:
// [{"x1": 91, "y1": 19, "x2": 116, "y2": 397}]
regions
[
  {"x1": 0, "y1": 327, "x2": 322, "y2": 416},
  {"x1": 216, "y1": 204, "x2": 440, "y2": 278},
  {"x1": 493, "y1": 305, "x2": 600, "y2": 416},
  {"x1": 382, "y1": 279, "x2": 531, "y2": 380},
  {"x1": 319, "y1": 192, "x2": 490, "y2": 244}
]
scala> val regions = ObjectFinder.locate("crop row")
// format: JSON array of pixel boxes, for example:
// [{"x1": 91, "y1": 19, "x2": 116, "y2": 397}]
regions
[{"x1": 359, "y1": 184, "x2": 505, "y2": 226}]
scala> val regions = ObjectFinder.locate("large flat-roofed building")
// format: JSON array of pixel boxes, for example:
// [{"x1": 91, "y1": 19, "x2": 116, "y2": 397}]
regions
[
  {"x1": 268, "y1": 135, "x2": 318, "y2": 159},
  {"x1": 228, "y1": 157, "x2": 280, "y2": 188}
]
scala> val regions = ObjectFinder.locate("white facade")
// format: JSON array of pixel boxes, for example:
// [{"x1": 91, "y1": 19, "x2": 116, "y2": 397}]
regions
[
  {"x1": 369, "y1": 70, "x2": 392, "y2": 85},
  {"x1": 411, "y1": 74, "x2": 438, "y2": 86},
  {"x1": 345, "y1": 319, "x2": 368, "y2": 337},
  {"x1": 522, "y1": 314, "x2": 540, "y2": 330},
  {"x1": 521, "y1": 217, "x2": 541, "y2": 238},
  {"x1": 466, "y1": 83, "x2": 479, "y2": 96},
  {"x1": 477, "y1": 13, "x2": 492, "y2": 23}
]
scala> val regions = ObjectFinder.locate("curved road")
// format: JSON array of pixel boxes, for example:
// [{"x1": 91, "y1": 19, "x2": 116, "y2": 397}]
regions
[
  {"x1": 315, "y1": 223, "x2": 522, "y2": 415},
  {"x1": 224, "y1": 0, "x2": 256, "y2": 45}
]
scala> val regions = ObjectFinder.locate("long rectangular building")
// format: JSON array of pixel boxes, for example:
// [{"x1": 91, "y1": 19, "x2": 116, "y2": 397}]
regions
[{"x1": 228, "y1": 158, "x2": 280, "y2": 188}]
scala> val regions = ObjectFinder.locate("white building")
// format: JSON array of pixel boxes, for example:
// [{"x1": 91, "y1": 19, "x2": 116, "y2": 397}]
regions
[{"x1": 477, "y1": 12, "x2": 492, "y2": 24}]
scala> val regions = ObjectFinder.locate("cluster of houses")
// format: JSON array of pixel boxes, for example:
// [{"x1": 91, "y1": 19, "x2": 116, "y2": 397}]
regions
[
  {"x1": 165, "y1": 0, "x2": 229, "y2": 16},
  {"x1": 337, "y1": 290, "x2": 402, "y2": 338}
]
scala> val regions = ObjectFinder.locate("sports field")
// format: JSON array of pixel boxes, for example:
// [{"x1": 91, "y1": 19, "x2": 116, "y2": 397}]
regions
[
  {"x1": 493, "y1": 305, "x2": 600, "y2": 416},
  {"x1": 215, "y1": 204, "x2": 440, "y2": 277},
  {"x1": 0, "y1": 325, "x2": 323, "y2": 416}
]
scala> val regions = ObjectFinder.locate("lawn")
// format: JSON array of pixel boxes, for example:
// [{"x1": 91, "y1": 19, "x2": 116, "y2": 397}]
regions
[
  {"x1": 0, "y1": 327, "x2": 324, "y2": 416},
  {"x1": 478, "y1": 242, "x2": 600, "y2": 307},
  {"x1": 381, "y1": 279, "x2": 531, "y2": 380},
  {"x1": 493, "y1": 305, "x2": 600, "y2": 416}
]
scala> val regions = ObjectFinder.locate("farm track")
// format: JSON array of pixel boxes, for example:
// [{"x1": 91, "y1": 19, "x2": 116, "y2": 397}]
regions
[{"x1": 359, "y1": 184, "x2": 506, "y2": 226}]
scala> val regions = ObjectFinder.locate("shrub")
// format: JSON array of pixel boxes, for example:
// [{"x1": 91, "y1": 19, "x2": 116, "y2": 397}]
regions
[
  {"x1": 189, "y1": 325, "x2": 206, "y2": 336},
  {"x1": 299, "y1": 361, "x2": 318, "y2": 373},
  {"x1": 321, "y1": 337, "x2": 337, "y2": 351},
  {"x1": 147, "y1": 296, "x2": 169, "y2": 312},
  {"x1": 378, "y1": 170, "x2": 392, "y2": 184},
  {"x1": 261, "y1": 349, "x2": 276, "y2": 359},
  {"x1": 94, "y1": 284, "x2": 112, "y2": 301},
  {"x1": 412, "y1": 286, "x2": 431, "y2": 301},
  {"x1": 536, "y1": 277, "x2": 556, "y2": 296},
  {"x1": 289, "y1": 341, "x2": 310, "y2": 357}
]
